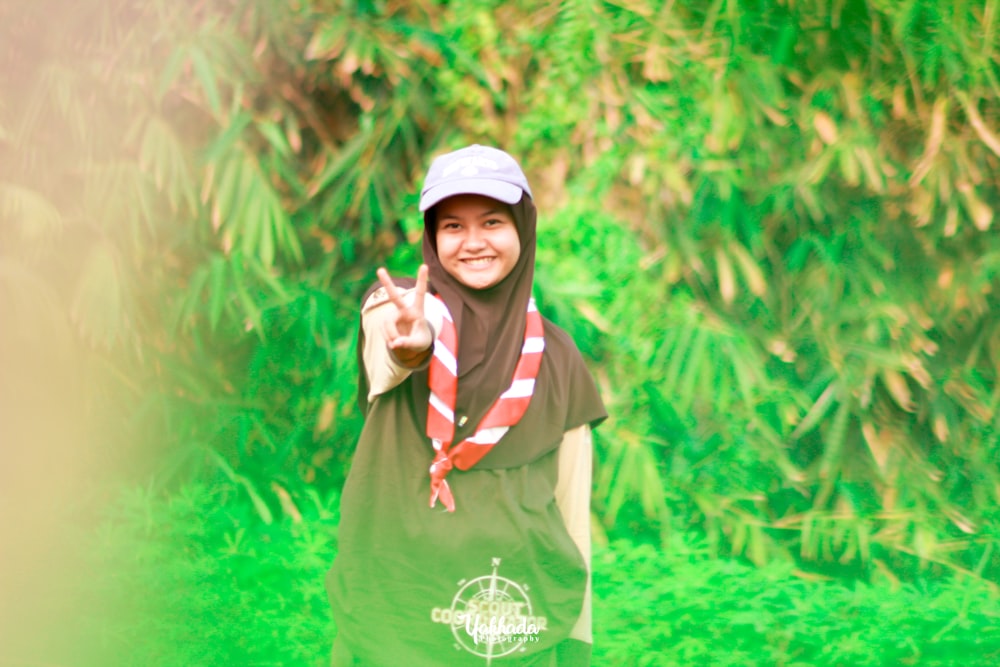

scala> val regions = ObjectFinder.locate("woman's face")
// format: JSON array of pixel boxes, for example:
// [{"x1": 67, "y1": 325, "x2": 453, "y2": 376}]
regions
[{"x1": 434, "y1": 194, "x2": 520, "y2": 290}]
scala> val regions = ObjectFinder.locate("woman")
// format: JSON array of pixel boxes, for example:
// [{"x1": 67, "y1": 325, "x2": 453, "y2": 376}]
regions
[{"x1": 326, "y1": 145, "x2": 606, "y2": 666}]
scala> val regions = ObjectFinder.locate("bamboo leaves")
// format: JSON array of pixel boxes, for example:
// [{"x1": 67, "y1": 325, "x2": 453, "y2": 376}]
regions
[
  {"x1": 209, "y1": 144, "x2": 302, "y2": 268},
  {"x1": 525, "y1": 0, "x2": 1000, "y2": 577},
  {"x1": 136, "y1": 114, "x2": 198, "y2": 215},
  {"x1": 173, "y1": 251, "x2": 291, "y2": 337},
  {"x1": 7, "y1": 0, "x2": 999, "y2": 583},
  {"x1": 597, "y1": 430, "x2": 672, "y2": 535}
]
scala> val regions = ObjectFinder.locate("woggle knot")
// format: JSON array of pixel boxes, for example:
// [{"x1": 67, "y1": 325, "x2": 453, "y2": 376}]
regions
[{"x1": 429, "y1": 451, "x2": 453, "y2": 475}]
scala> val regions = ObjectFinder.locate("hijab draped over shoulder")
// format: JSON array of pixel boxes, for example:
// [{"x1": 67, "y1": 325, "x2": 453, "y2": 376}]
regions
[{"x1": 357, "y1": 151, "x2": 605, "y2": 468}]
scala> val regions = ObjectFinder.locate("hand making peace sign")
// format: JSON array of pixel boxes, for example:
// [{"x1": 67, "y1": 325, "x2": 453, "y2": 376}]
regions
[{"x1": 377, "y1": 264, "x2": 433, "y2": 365}]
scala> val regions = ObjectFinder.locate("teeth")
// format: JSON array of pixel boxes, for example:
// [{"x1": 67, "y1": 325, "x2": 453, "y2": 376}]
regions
[{"x1": 464, "y1": 258, "x2": 493, "y2": 265}]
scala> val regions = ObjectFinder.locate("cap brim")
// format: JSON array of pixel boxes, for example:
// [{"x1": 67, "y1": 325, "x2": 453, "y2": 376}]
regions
[{"x1": 419, "y1": 179, "x2": 523, "y2": 212}]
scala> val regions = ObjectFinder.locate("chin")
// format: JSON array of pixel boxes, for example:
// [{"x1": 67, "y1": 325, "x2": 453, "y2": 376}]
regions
[
  {"x1": 461, "y1": 277, "x2": 500, "y2": 290},
  {"x1": 452, "y1": 269, "x2": 501, "y2": 289}
]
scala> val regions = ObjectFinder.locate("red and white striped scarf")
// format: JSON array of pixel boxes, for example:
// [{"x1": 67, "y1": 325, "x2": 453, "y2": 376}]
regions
[{"x1": 427, "y1": 297, "x2": 545, "y2": 512}]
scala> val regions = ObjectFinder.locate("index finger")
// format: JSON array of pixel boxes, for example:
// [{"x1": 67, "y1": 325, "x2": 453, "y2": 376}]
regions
[
  {"x1": 413, "y1": 264, "x2": 428, "y2": 310},
  {"x1": 376, "y1": 267, "x2": 406, "y2": 308}
]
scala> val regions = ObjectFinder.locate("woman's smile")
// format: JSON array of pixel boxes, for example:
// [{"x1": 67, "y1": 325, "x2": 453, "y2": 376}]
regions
[{"x1": 462, "y1": 256, "x2": 496, "y2": 266}]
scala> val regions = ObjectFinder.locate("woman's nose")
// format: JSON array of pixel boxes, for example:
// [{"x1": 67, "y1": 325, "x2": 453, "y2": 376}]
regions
[{"x1": 464, "y1": 227, "x2": 486, "y2": 248}]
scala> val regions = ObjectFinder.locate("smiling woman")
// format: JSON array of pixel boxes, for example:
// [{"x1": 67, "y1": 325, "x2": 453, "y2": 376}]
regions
[{"x1": 325, "y1": 145, "x2": 607, "y2": 666}]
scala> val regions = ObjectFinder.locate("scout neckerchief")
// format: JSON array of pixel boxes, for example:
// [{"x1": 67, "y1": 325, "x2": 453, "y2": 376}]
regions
[{"x1": 426, "y1": 295, "x2": 544, "y2": 511}]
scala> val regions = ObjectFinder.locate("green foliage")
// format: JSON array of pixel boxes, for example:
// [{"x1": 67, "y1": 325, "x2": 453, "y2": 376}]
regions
[
  {"x1": 496, "y1": 0, "x2": 1000, "y2": 579},
  {"x1": 4, "y1": 0, "x2": 1000, "y2": 588},
  {"x1": 593, "y1": 536, "x2": 1000, "y2": 666},
  {"x1": 70, "y1": 483, "x2": 339, "y2": 667},
  {"x1": 46, "y1": 487, "x2": 1000, "y2": 666}
]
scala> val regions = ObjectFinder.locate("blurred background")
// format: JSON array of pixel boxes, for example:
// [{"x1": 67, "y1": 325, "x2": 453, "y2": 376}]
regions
[{"x1": 2, "y1": 0, "x2": 999, "y2": 664}]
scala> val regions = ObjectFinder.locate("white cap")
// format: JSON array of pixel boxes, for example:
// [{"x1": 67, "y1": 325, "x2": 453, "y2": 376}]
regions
[{"x1": 419, "y1": 144, "x2": 532, "y2": 212}]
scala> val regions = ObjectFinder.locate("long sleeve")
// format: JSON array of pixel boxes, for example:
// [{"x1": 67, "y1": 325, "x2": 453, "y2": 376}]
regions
[
  {"x1": 360, "y1": 286, "x2": 445, "y2": 401},
  {"x1": 553, "y1": 423, "x2": 593, "y2": 644}
]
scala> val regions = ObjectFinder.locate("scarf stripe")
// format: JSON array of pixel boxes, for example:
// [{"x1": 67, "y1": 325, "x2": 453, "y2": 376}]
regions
[
  {"x1": 427, "y1": 296, "x2": 544, "y2": 511},
  {"x1": 522, "y1": 337, "x2": 545, "y2": 354},
  {"x1": 500, "y1": 379, "x2": 536, "y2": 399},
  {"x1": 465, "y1": 425, "x2": 509, "y2": 445},
  {"x1": 432, "y1": 344, "x2": 458, "y2": 377},
  {"x1": 428, "y1": 392, "x2": 454, "y2": 423}
]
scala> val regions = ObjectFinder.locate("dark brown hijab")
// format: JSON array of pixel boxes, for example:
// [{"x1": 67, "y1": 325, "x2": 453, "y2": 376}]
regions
[{"x1": 421, "y1": 195, "x2": 538, "y2": 424}]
